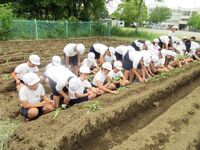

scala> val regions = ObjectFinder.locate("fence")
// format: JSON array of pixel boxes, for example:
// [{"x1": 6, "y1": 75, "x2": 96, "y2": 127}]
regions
[{"x1": 6, "y1": 19, "x2": 111, "y2": 40}]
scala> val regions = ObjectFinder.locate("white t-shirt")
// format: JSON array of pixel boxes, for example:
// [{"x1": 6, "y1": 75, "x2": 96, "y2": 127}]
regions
[
  {"x1": 143, "y1": 51, "x2": 152, "y2": 67},
  {"x1": 19, "y1": 84, "x2": 45, "y2": 104},
  {"x1": 154, "y1": 58, "x2": 165, "y2": 67},
  {"x1": 81, "y1": 58, "x2": 97, "y2": 68},
  {"x1": 46, "y1": 66, "x2": 76, "y2": 91},
  {"x1": 168, "y1": 31, "x2": 175, "y2": 38},
  {"x1": 104, "y1": 55, "x2": 116, "y2": 63},
  {"x1": 108, "y1": 70, "x2": 123, "y2": 79},
  {"x1": 92, "y1": 71, "x2": 106, "y2": 86},
  {"x1": 15, "y1": 63, "x2": 39, "y2": 80},
  {"x1": 79, "y1": 77, "x2": 92, "y2": 88},
  {"x1": 63, "y1": 43, "x2": 78, "y2": 57},
  {"x1": 159, "y1": 36, "x2": 170, "y2": 44},
  {"x1": 115, "y1": 45, "x2": 128, "y2": 57},
  {"x1": 129, "y1": 51, "x2": 143, "y2": 69},
  {"x1": 93, "y1": 43, "x2": 108, "y2": 55}
]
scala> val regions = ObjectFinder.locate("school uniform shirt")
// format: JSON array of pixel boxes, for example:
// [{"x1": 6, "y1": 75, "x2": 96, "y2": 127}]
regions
[
  {"x1": 93, "y1": 43, "x2": 108, "y2": 55},
  {"x1": 159, "y1": 36, "x2": 170, "y2": 44},
  {"x1": 19, "y1": 83, "x2": 45, "y2": 104},
  {"x1": 46, "y1": 66, "x2": 76, "y2": 91},
  {"x1": 63, "y1": 43, "x2": 78, "y2": 57},
  {"x1": 190, "y1": 41, "x2": 200, "y2": 55},
  {"x1": 81, "y1": 58, "x2": 97, "y2": 68},
  {"x1": 129, "y1": 51, "x2": 144, "y2": 69},
  {"x1": 104, "y1": 55, "x2": 116, "y2": 63},
  {"x1": 108, "y1": 70, "x2": 123, "y2": 79},
  {"x1": 115, "y1": 45, "x2": 128, "y2": 58},
  {"x1": 168, "y1": 30, "x2": 175, "y2": 38},
  {"x1": 143, "y1": 51, "x2": 152, "y2": 67},
  {"x1": 79, "y1": 77, "x2": 92, "y2": 88},
  {"x1": 69, "y1": 79, "x2": 85, "y2": 99},
  {"x1": 15, "y1": 63, "x2": 39, "y2": 80},
  {"x1": 92, "y1": 71, "x2": 106, "y2": 86}
]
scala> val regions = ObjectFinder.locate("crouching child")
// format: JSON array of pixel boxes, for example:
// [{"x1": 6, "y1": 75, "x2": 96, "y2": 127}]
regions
[{"x1": 19, "y1": 72, "x2": 54, "y2": 120}]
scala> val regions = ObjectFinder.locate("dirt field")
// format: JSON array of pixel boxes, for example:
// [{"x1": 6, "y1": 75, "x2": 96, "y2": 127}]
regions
[{"x1": 0, "y1": 38, "x2": 200, "y2": 150}]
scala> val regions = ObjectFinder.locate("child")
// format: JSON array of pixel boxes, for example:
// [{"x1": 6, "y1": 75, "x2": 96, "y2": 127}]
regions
[
  {"x1": 81, "y1": 52, "x2": 100, "y2": 73},
  {"x1": 19, "y1": 72, "x2": 54, "y2": 120},
  {"x1": 89, "y1": 43, "x2": 115, "y2": 65},
  {"x1": 104, "y1": 47, "x2": 116, "y2": 64},
  {"x1": 46, "y1": 65, "x2": 76, "y2": 108},
  {"x1": 44, "y1": 55, "x2": 62, "y2": 84},
  {"x1": 168, "y1": 25, "x2": 179, "y2": 38},
  {"x1": 123, "y1": 50, "x2": 146, "y2": 83},
  {"x1": 115, "y1": 45, "x2": 128, "y2": 61},
  {"x1": 108, "y1": 61, "x2": 130, "y2": 88},
  {"x1": 92, "y1": 62, "x2": 118, "y2": 94},
  {"x1": 157, "y1": 35, "x2": 171, "y2": 49},
  {"x1": 63, "y1": 43, "x2": 85, "y2": 75},
  {"x1": 79, "y1": 66, "x2": 103, "y2": 99},
  {"x1": 11, "y1": 54, "x2": 41, "y2": 91}
]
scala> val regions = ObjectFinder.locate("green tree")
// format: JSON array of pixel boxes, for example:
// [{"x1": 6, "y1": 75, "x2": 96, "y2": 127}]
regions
[
  {"x1": 0, "y1": 0, "x2": 107, "y2": 21},
  {"x1": 111, "y1": 0, "x2": 147, "y2": 26},
  {"x1": 0, "y1": 3, "x2": 14, "y2": 40},
  {"x1": 149, "y1": 6, "x2": 172, "y2": 24},
  {"x1": 187, "y1": 14, "x2": 200, "y2": 31}
]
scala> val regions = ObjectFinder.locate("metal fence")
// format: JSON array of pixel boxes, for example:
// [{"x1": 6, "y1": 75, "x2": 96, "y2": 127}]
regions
[{"x1": 6, "y1": 19, "x2": 111, "y2": 40}]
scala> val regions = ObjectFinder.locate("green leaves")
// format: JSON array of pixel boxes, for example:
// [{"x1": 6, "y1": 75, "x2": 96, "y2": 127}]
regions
[
  {"x1": 188, "y1": 14, "x2": 200, "y2": 31},
  {"x1": 149, "y1": 6, "x2": 172, "y2": 24},
  {"x1": 111, "y1": 0, "x2": 147, "y2": 26}
]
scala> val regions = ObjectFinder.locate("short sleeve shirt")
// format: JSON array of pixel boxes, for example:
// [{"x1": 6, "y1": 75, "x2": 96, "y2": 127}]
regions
[{"x1": 19, "y1": 84, "x2": 45, "y2": 104}]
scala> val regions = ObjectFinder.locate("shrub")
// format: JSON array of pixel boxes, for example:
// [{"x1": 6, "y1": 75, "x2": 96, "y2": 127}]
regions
[
  {"x1": 111, "y1": 26, "x2": 158, "y2": 41},
  {"x1": 0, "y1": 3, "x2": 14, "y2": 40}
]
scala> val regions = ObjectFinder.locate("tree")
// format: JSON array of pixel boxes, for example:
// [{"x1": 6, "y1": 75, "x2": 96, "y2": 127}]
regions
[
  {"x1": 149, "y1": 6, "x2": 172, "y2": 24},
  {"x1": 0, "y1": 3, "x2": 14, "y2": 40},
  {"x1": 187, "y1": 14, "x2": 200, "y2": 31},
  {"x1": 0, "y1": 0, "x2": 107, "y2": 21},
  {"x1": 111, "y1": 0, "x2": 147, "y2": 26}
]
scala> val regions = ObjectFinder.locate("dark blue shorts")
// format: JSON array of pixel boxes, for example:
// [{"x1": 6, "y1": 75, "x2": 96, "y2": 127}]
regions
[
  {"x1": 158, "y1": 38, "x2": 164, "y2": 49},
  {"x1": 115, "y1": 51, "x2": 123, "y2": 61},
  {"x1": 20, "y1": 107, "x2": 43, "y2": 117},
  {"x1": 123, "y1": 52, "x2": 133, "y2": 70},
  {"x1": 48, "y1": 77, "x2": 68, "y2": 96},
  {"x1": 64, "y1": 54, "x2": 78, "y2": 66},
  {"x1": 131, "y1": 42, "x2": 140, "y2": 51},
  {"x1": 89, "y1": 46, "x2": 100, "y2": 59},
  {"x1": 68, "y1": 88, "x2": 88, "y2": 106}
]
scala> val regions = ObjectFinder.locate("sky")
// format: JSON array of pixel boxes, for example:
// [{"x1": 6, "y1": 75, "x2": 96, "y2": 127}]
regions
[{"x1": 106, "y1": 0, "x2": 200, "y2": 14}]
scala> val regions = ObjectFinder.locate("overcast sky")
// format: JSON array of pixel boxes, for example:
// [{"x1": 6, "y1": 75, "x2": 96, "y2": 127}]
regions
[{"x1": 106, "y1": 0, "x2": 200, "y2": 14}]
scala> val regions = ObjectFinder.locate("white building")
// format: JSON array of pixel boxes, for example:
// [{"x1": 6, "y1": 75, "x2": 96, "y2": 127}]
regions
[{"x1": 147, "y1": 0, "x2": 199, "y2": 30}]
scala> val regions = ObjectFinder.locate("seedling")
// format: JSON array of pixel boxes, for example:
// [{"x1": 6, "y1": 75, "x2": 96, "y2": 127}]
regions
[
  {"x1": 53, "y1": 108, "x2": 61, "y2": 120},
  {"x1": 2, "y1": 75, "x2": 12, "y2": 81},
  {"x1": 83, "y1": 101, "x2": 102, "y2": 112}
]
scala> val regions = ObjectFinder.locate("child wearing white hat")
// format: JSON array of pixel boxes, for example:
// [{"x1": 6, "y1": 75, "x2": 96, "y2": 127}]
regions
[
  {"x1": 19, "y1": 72, "x2": 54, "y2": 120},
  {"x1": 115, "y1": 45, "x2": 128, "y2": 61},
  {"x1": 81, "y1": 52, "x2": 100, "y2": 73},
  {"x1": 92, "y1": 62, "x2": 118, "y2": 94},
  {"x1": 108, "y1": 61, "x2": 130, "y2": 88},
  {"x1": 103, "y1": 47, "x2": 116, "y2": 64},
  {"x1": 79, "y1": 66, "x2": 103, "y2": 99},
  {"x1": 63, "y1": 43, "x2": 85, "y2": 75},
  {"x1": 89, "y1": 43, "x2": 115, "y2": 65},
  {"x1": 11, "y1": 54, "x2": 41, "y2": 91}
]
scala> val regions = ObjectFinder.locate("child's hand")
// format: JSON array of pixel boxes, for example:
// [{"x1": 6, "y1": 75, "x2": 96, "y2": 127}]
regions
[{"x1": 110, "y1": 90, "x2": 119, "y2": 94}]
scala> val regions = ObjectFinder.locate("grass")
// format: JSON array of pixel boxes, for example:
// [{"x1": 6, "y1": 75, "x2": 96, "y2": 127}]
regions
[
  {"x1": 111, "y1": 27, "x2": 158, "y2": 41},
  {"x1": 0, "y1": 119, "x2": 20, "y2": 150}
]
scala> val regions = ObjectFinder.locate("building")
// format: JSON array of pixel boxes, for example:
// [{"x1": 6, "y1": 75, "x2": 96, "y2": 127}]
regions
[{"x1": 147, "y1": 0, "x2": 200, "y2": 30}]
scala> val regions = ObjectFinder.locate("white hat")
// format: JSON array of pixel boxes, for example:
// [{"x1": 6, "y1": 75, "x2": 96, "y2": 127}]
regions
[
  {"x1": 172, "y1": 25, "x2": 179, "y2": 30},
  {"x1": 151, "y1": 55, "x2": 159, "y2": 63},
  {"x1": 88, "y1": 52, "x2": 95, "y2": 61},
  {"x1": 29, "y1": 54, "x2": 40, "y2": 65},
  {"x1": 79, "y1": 66, "x2": 90, "y2": 74},
  {"x1": 52, "y1": 55, "x2": 61, "y2": 66},
  {"x1": 183, "y1": 36, "x2": 188, "y2": 40},
  {"x1": 153, "y1": 39, "x2": 159, "y2": 43},
  {"x1": 145, "y1": 40, "x2": 151, "y2": 47},
  {"x1": 76, "y1": 43, "x2": 85, "y2": 54},
  {"x1": 68, "y1": 78, "x2": 84, "y2": 94},
  {"x1": 102, "y1": 62, "x2": 112, "y2": 71},
  {"x1": 114, "y1": 61, "x2": 123, "y2": 70},
  {"x1": 108, "y1": 47, "x2": 115, "y2": 56},
  {"x1": 23, "y1": 72, "x2": 40, "y2": 86}
]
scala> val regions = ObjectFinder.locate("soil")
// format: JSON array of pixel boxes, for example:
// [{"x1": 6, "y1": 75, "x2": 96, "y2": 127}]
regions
[{"x1": 0, "y1": 38, "x2": 200, "y2": 150}]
